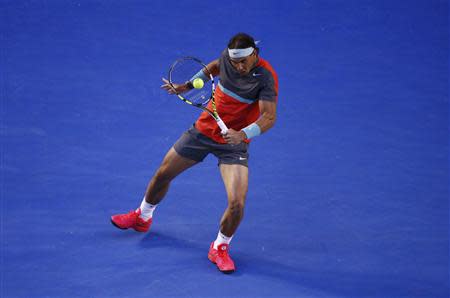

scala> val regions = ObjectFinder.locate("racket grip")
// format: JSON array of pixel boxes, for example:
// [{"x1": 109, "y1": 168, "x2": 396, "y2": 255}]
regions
[{"x1": 216, "y1": 118, "x2": 228, "y2": 134}]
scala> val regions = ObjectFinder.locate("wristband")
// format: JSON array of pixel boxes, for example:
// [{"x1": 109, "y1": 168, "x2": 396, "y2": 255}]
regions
[
  {"x1": 189, "y1": 69, "x2": 210, "y2": 83},
  {"x1": 242, "y1": 123, "x2": 261, "y2": 139}
]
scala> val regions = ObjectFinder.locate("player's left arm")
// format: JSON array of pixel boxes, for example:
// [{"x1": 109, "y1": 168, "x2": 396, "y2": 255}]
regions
[
  {"x1": 223, "y1": 67, "x2": 278, "y2": 144},
  {"x1": 223, "y1": 99, "x2": 277, "y2": 144},
  {"x1": 254, "y1": 99, "x2": 277, "y2": 133}
]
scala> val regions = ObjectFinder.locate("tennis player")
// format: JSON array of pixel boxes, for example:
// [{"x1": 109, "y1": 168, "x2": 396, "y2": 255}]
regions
[{"x1": 111, "y1": 33, "x2": 278, "y2": 273}]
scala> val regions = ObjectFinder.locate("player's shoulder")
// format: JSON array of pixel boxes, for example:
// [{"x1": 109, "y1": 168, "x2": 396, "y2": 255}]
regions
[
  {"x1": 256, "y1": 58, "x2": 277, "y2": 79},
  {"x1": 255, "y1": 57, "x2": 278, "y2": 89}
]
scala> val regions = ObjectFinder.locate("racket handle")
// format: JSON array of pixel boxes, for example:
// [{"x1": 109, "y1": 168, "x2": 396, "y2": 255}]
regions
[{"x1": 216, "y1": 118, "x2": 228, "y2": 134}]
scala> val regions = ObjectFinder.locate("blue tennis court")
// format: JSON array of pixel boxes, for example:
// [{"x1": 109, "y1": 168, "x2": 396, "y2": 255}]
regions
[{"x1": 1, "y1": 0, "x2": 448, "y2": 297}]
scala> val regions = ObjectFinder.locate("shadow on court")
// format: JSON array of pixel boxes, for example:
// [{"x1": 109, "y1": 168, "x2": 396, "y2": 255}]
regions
[{"x1": 137, "y1": 229, "x2": 448, "y2": 297}]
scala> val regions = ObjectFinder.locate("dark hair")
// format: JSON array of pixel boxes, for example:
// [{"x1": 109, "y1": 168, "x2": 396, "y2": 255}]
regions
[{"x1": 228, "y1": 33, "x2": 259, "y2": 53}]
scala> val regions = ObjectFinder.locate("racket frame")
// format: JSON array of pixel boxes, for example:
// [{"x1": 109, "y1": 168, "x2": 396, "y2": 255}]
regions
[{"x1": 168, "y1": 57, "x2": 228, "y2": 134}]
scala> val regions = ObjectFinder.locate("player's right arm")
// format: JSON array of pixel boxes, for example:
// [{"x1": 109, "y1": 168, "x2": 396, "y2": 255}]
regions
[
  {"x1": 204, "y1": 59, "x2": 220, "y2": 77},
  {"x1": 161, "y1": 59, "x2": 220, "y2": 94}
]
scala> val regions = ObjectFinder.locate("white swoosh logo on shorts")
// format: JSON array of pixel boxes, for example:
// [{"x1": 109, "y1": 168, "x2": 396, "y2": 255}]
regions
[
  {"x1": 252, "y1": 73, "x2": 262, "y2": 77},
  {"x1": 239, "y1": 157, "x2": 247, "y2": 160}
]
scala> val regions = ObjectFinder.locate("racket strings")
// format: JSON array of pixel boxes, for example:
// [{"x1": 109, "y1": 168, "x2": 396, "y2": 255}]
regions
[{"x1": 169, "y1": 58, "x2": 213, "y2": 106}]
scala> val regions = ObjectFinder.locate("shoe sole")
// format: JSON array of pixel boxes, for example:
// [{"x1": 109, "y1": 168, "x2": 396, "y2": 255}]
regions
[
  {"x1": 111, "y1": 219, "x2": 128, "y2": 230},
  {"x1": 208, "y1": 254, "x2": 235, "y2": 274},
  {"x1": 110, "y1": 219, "x2": 149, "y2": 232},
  {"x1": 219, "y1": 268, "x2": 235, "y2": 274}
]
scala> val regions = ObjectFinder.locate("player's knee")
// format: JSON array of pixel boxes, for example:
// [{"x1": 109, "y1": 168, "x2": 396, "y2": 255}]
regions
[
  {"x1": 228, "y1": 199, "x2": 245, "y2": 218},
  {"x1": 155, "y1": 165, "x2": 174, "y2": 183}
]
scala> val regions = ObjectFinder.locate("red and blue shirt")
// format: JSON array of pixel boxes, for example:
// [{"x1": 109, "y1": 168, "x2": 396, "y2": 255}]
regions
[{"x1": 195, "y1": 49, "x2": 278, "y2": 143}]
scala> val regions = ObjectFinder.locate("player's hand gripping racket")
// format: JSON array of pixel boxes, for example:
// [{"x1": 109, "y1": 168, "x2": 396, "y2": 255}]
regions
[{"x1": 163, "y1": 57, "x2": 228, "y2": 134}]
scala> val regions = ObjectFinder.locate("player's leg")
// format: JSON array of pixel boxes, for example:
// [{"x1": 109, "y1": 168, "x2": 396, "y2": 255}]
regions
[
  {"x1": 207, "y1": 140, "x2": 249, "y2": 273},
  {"x1": 111, "y1": 127, "x2": 209, "y2": 232},
  {"x1": 208, "y1": 163, "x2": 248, "y2": 273},
  {"x1": 143, "y1": 128, "x2": 211, "y2": 207},
  {"x1": 143, "y1": 147, "x2": 198, "y2": 205},
  {"x1": 111, "y1": 147, "x2": 198, "y2": 232},
  {"x1": 218, "y1": 164, "x2": 249, "y2": 237}
]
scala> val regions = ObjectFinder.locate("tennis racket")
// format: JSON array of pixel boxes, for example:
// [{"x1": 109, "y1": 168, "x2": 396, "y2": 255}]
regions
[{"x1": 166, "y1": 57, "x2": 228, "y2": 134}]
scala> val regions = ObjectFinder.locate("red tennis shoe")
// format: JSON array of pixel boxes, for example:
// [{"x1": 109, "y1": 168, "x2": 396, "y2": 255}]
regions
[
  {"x1": 208, "y1": 242, "x2": 235, "y2": 273},
  {"x1": 111, "y1": 209, "x2": 152, "y2": 232}
]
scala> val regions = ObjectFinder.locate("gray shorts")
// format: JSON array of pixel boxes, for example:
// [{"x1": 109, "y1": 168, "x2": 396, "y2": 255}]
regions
[{"x1": 173, "y1": 125, "x2": 249, "y2": 167}]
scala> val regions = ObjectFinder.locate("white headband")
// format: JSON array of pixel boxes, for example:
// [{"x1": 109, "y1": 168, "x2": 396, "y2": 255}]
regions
[{"x1": 228, "y1": 47, "x2": 254, "y2": 59}]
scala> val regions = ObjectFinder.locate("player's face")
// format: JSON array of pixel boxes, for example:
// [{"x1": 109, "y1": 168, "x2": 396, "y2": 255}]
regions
[{"x1": 229, "y1": 51, "x2": 258, "y2": 75}]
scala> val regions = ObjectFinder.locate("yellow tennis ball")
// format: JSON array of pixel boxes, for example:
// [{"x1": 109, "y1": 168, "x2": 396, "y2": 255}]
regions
[{"x1": 192, "y1": 78, "x2": 204, "y2": 89}]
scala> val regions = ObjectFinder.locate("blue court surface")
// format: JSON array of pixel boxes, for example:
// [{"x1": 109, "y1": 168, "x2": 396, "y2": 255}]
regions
[{"x1": 1, "y1": 0, "x2": 448, "y2": 297}]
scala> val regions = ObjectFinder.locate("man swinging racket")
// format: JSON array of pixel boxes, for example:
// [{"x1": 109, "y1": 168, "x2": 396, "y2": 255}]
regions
[{"x1": 111, "y1": 32, "x2": 278, "y2": 273}]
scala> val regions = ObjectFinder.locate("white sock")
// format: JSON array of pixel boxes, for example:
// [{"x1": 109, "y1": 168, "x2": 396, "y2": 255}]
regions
[
  {"x1": 138, "y1": 198, "x2": 157, "y2": 221},
  {"x1": 213, "y1": 231, "x2": 233, "y2": 249}
]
